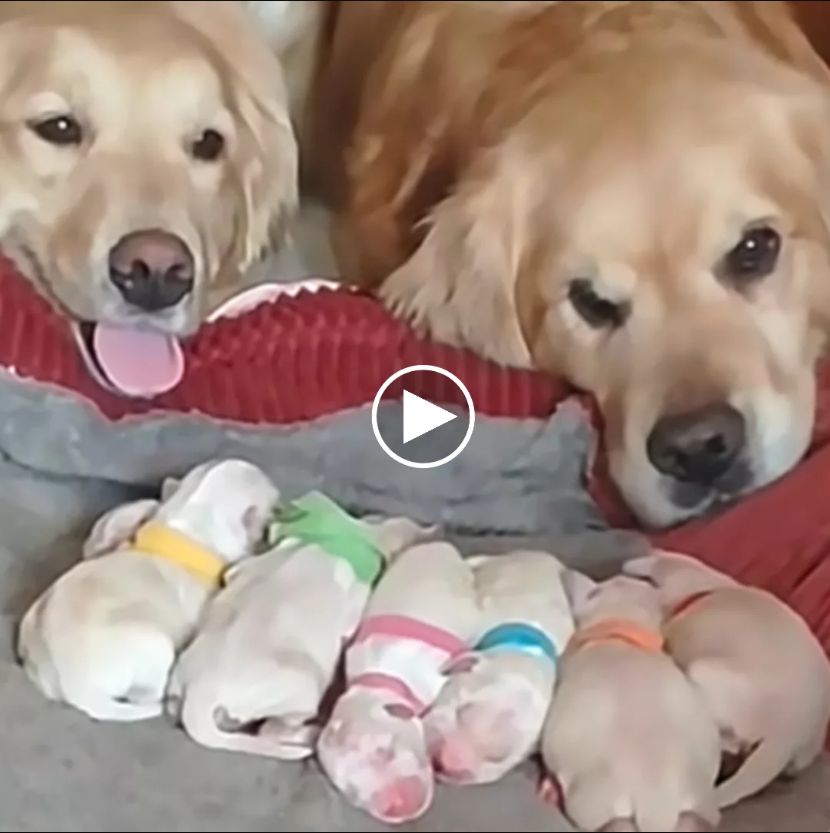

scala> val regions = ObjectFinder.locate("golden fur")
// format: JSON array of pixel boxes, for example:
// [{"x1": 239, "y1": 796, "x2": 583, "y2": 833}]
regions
[
  {"x1": 277, "y1": 0, "x2": 830, "y2": 527},
  {"x1": 0, "y1": 0, "x2": 297, "y2": 333}
]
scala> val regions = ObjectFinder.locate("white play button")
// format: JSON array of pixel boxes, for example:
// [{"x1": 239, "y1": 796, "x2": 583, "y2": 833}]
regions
[
  {"x1": 371, "y1": 365, "x2": 476, "y2": 469},
  {"x1": 402, "y1": 390, "x2": 457, "y2": 443}
]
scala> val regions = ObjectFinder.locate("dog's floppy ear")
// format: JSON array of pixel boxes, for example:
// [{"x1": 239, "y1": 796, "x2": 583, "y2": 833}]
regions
[
  {"x1": 83, "y1": 499, "x2": 159, "y2": 559},
  {"x1": 170, "y1": 0, "x2": 298, "y2": 277},
  {"x1": 377, "y1": 146, "x2": 537, "y2": 368},
  {"x1": 560, "y1": 569, "x2": 599, "y2": 612}
]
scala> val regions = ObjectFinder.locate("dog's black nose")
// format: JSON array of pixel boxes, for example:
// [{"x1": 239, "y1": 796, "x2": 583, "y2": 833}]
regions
[
  {"x1": 647, "y1": 403, "x2": 746, "y2": 484},
  {"x1": 108, "y1": 229, "x2": 195, "y2": 312}
]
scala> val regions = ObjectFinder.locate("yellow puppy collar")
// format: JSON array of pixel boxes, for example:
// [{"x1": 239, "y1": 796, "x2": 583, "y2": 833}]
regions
[{"x1": 132, "y1": 521, "x2": 227, "y2": 585}]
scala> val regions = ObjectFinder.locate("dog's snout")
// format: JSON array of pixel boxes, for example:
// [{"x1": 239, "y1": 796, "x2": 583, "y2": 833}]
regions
[
  {"x1": 108, "y1": 229, "x2": 195, "y2": 312},
  {"x1": 646, "y1": 403, "x2": 746, "y2": 484}
]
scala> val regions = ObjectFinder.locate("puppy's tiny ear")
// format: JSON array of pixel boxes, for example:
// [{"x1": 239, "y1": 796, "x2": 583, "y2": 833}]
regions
[
  {"x1": 242, "y1": 504, "x2": 273, "y2": 545},
  {"x1": 442, "y1": 654, "x2": 479, "y2": 676},
  {"x1": 621, "y1": 555, "x2": 659, "y2": 580},
  {"x1": 83, "y1": 499, "x2": 160, "y2": 559},
  {"x1": 561, "y1": 569, "x2": 599, "y2": 611},
  {"x1": 383, "y1": 702, "x2": 416, "y2": 720},
  {"x1": 370, "y1": 516, "x2": 438, "y2": 559},
  {"x1": 160, "y1": 476, "x2": 181, "y2": 501}
]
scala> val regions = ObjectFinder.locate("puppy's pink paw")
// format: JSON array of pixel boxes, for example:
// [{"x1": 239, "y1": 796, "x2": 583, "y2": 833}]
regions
[
  {"x1": 433, "y1": 737, "x2": 476, "y2": 783},
  {"x1": 598, "y1": 820, "x2": 637, "y2": 832},
  {"x1": 537, "y1": 774, "x2": 563, "y2": 808},
  {"x1": 673, "y1": 812, "x2": 715, "y2": 832},
  {"x1": 372, "y1": 774, "x2": 431, "y2": 823}
]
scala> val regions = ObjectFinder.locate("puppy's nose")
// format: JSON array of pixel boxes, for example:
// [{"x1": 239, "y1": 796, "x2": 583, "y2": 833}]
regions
[
  {"x1": 108, "y1": 229, "x2": 195, "y2": 312},
  {"x1": 646, "y1": 403, "x2": 746, "y2": 484}
]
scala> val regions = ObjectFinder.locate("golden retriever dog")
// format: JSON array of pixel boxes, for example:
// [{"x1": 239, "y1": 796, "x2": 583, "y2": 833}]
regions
[
  {"x1": 247, "y1": 0, "x2": 830, "y2": 528},
  {"x1": 0, "y1": 1, "x2": 297, "y2": 397}
]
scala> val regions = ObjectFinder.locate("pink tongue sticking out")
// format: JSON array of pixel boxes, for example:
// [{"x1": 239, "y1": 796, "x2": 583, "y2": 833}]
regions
[{"x1": 92, "y1": 324, "x2": 185, "y2": 397}]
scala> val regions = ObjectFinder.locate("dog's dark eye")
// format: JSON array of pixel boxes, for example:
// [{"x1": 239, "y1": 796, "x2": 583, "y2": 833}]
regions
[
  {"x1": 29, "y1": 114, "x2": 83, "y2": 146},
  {"x1": 190, "y1": 128, "x2": 225, "y2": 162},
  {"x1": 567, "y1": 278, "x2": 629, "y2": 329},
  {"x1": 721, "y1": 225, "x2": 781, "y2": 284}
]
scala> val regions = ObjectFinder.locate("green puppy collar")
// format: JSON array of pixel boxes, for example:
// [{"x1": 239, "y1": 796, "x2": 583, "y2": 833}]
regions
[{"x1": 268, "y1": 491, "x2": 384, "y2": 585}]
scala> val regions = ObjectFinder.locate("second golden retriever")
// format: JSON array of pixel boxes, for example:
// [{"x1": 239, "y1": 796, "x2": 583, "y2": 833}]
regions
[
  {"x1": 0, "y1": 0, "x2": 297, "y2": 397},
  {"x1": 252, "y1": 0, "x2": 830, "y2": 528}
]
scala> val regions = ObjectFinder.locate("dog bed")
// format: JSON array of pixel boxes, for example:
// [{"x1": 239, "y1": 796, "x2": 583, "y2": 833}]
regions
[{"x1": 2, "y1": 256, "x2": 830, "y2": 652}]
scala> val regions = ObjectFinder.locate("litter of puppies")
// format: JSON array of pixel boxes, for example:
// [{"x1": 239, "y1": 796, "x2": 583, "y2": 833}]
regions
[{"x1": 16, "y1": 459, "x2": 830, "y2": 831}]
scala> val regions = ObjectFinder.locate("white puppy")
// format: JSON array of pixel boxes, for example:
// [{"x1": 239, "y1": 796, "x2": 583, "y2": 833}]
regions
[
  {"x1": 167, "y1": 492, "x2": 431, "y2": 760},
  {"x1": 317, "y1": 539, "x2": 481, "y2": 825},
  {"x1": 423, "y1": 550, "x2": 573, "y2": 786},
  {"x1": 17, "y1": 459, "x2": 280, "y2": 722},
  {"x1": 541, "y1": 572, "x2": 721, "y2": 832},
  {"x1": 624, "y1": 550, "x2": 830, "y2": 810}
]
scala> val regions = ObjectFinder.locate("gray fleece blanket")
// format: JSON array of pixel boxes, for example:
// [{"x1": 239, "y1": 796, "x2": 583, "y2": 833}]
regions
[{"x1": 0, "y1": 385, "x2": 638, "y2": 832}]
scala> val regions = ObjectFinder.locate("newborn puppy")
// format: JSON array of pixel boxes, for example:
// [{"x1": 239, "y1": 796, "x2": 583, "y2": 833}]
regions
[
  {"x1": 624, "y1": 550, "x2": 830, "y2": 809},
  {"x1": 317, "y1": 539, "x2": 481, "y2": 825},
  {"x1": 541, "y1": 572, "x2": 721, "y2": 832},
  {"x1": 17, "y1": 459, "x2": 279, "y2": 722},
  {"x1": 167, "y1": 493, "x2": 430, "y2": 760},
  {"x1": 423, "y1": 550, "x2": 574, "y2": 786}
]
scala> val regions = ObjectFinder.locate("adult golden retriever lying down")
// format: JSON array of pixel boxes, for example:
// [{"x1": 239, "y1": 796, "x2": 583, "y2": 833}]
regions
[
  {"x1": 0, "y1": 1, "x2": 297, "y2": 397},
  {"x1": 279, "y1": 0, "x2": 830, "y2": 528}
]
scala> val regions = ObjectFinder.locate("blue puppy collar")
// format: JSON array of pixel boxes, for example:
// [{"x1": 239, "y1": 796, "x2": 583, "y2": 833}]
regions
[{"x1": 474, "y1": 622, "x2": 558, "y2": 663}]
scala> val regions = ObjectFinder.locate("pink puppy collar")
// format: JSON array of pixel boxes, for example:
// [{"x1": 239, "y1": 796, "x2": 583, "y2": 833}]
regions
[{"x1": 349, "y1": 615, "x2": 467, "y2": 715}]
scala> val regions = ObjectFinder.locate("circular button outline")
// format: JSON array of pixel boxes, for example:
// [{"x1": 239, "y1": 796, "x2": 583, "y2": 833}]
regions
[{"x1": 371, "y1": 364, "x2": 476, "y2": 469}]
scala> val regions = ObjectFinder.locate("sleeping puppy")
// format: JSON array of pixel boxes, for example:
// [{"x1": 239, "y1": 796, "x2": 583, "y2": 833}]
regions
[
  {"x1": 0, "y1": 1, "x2": 297, "y2": 398},
  {"x1": 248, "y1": 0, "x2": 830, "y2": 528},
  {"x1": 317, "y1": 539, "x2": 481, "y2": 825},
  {"x1": 541, "y1": 572, "x2": 721, "y2": 831},
  {"x1": 16, "y1": 458, "x2": 280, "y2": 722},
  {"x1": 624, "y1": 550, "x2": 830, "y2": 809},
  {"x1": 166, "y1": 498, "x2": 430, "y2": 760},
  {"x1": 423, "y1": 550, "x2": 574, "y2": 786}
]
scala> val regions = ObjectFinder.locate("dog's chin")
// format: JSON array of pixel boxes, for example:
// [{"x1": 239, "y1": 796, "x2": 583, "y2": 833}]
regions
[{"x1": 619, "y1": 465, "x2": 755, "y2": 530}]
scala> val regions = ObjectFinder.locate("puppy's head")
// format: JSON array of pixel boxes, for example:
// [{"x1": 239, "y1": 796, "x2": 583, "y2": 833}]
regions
[
  {"x1": 562, "y1": 570, "x2": 664, "y2": 630},
  {"x1": 392, "y1": 39, "x2": 830, "y2": 527},
  {"x1": 317, "y1": 687, "x2": 433, "y2": 824},
  {"x1": 155, "y1": 458, "x2": 280, "y2": 562},
  {"x1": 623, "y1": 550, "x2": 738, "y2": 607},
  {"x1": 0, "y1": 1, "x2": 297, "y2": 397},
  {"x1": 423, "y1": 651, "x2": 551, "y2": 786}
]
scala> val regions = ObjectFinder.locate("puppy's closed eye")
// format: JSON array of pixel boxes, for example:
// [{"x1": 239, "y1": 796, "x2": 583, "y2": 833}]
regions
[{"x1": 567, "y1": 278, "x2": 630, "y2": 329}]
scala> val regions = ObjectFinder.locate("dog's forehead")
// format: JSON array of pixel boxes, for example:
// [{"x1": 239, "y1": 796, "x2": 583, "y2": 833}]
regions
[
  {"x1": 11, "y1": 9, "x2": 230, "y2": 128},
  {"x1": 556, "y1": 144, "x2": 782, "y2": 289}
]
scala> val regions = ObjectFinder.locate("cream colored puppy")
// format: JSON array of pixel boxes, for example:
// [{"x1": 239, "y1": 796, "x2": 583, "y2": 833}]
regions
[
  {"x1": 541, "y1": 572, "x2": 721, "y2": 832},
  {"x1": 17, "y1": 458, "x2": 280, "y2": 722},
  {"x1": 317, "y1": 539, "x2": 481, "y2": 825},
  {"x1": 423, "y1": 550, "x2": 573, "y2": 786},
  {"x1": 167, "y1": 494, "x2": 431, "y2": 760},
  {"x1": 624, "y1": 550, "x2": 830, "y2": 809}
]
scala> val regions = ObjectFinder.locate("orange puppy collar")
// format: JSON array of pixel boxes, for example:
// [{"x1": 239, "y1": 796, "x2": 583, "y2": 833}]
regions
[{"x1": 569, "y1": 618, "x2": 664, "y2": 654}]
